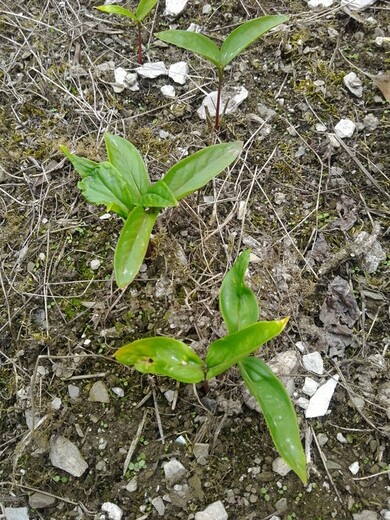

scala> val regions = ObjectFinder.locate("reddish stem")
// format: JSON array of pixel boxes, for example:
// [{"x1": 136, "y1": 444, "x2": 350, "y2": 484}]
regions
[
  {"x1": 137, "y1": 22, "x2": 143, "y2": 64},
  {"x1": 214, "y1": 68, "x2": 223, "y2": 131}
]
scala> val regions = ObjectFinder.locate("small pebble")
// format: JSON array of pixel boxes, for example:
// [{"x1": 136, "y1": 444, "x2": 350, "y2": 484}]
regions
[
  {"x1": 90, "y1": 259, "x2": 101, "y2": 270},
  {"x1": 101, "y1": 502, "x2": 123, "y2": 520}
]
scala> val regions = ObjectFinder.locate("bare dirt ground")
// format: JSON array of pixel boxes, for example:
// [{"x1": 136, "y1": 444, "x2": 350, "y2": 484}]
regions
[{"x1": 0, "y1": 0, "x2": 389, "y2": 519}]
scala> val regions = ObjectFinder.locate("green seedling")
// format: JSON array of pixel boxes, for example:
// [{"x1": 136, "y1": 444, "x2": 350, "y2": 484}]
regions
[
  {"x1": 60, "y1": 134, "x2": 241, "y2": 288},
  {"x1": 156, "y1": 14, "x2": 289, "y2": 130},
  {"x1": 96, "y1": 0, "x2": 159, "y2": 64},
  {"x1": 115, "y1": 250, "x2": 307, "y2": 483}
]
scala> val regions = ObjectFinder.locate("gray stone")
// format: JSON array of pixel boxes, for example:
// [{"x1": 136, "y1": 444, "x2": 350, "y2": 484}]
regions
[
  {"x1": 363, "y1": 114, "x2": 379, "y2": 132},
  {"x1": 353, "y1": 511, "x2": 378, "y2": 520},
  {"x1": 302, "y1": 352, "x2": 324, "y2": 375},
  {"x1": 193, "y1": 443, "x2": 209, "y2": 465},
  {"x1": 125, "y1": 477, "x2": 137, "y2": 492},
  {"x1": 163, "y1": 458, "x2": 187, "y2": 486},
  {"x1": 197, "y1": 86, "x2": 248, "y2": 120},
  {"x1": 343, "y1": 72, "x2": 363, "y2": 97},
  {"x1": 136, "y1": 61, "x2": 167, "y2": 79},
  {"x1": 152, "y1": 497, "x2": 165, "y2": 516},
  {"x1": 305, "y1": 376, "x2": 339, "y2": 418},
  {"x1": 272, "y1": 457, "x2": 291, "y2": 477},
  {"x1": 302, "y1": 377, "x2": 319, "y2": 396},
  {"x1": 89, "y1": 381, "x2": 110, "y2": 403},
  {"x1": 335, "y1": 118, "x2": 356, "y2": 139},
  {"x1": 5, "y1": 508, "x2": 29, "y2": 520},
  {"x1": 275, "y1": 497, "x2": 288, "y2": 513},
  {"x1": 29, "y1": 492, "x2": 56, "y2": 509},
  {"x1": 195, "y1": 500, "x2": 228, "y2": 520},
  {"x1": 168, "y1": 61, "x2": 189, "y2": 85},
  {"x1": 49, "y1": 435, "x2": 88, "y2": 477},
  {"x1": 68, "y1": 384, "x2": 80, "y2": 400},
  {"x1": 101, "y1": 502, "x2": 123, "y2": 520}
]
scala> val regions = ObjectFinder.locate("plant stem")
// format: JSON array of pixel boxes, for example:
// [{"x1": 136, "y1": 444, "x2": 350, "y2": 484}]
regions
[
  {"x1": 137, "y1": 22, "x2": 143, "y2": 64},
  {"x1": 214, "y1": 68, "x2": 224, "y2": 131}
]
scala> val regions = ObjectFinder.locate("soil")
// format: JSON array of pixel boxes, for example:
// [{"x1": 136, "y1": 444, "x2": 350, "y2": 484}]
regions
[{"x1": 0, "y1": 0, "x2": 389, "y2": 519}]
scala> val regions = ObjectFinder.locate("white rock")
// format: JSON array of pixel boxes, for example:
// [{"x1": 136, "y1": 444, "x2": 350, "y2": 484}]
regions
[
  {"x1": 343, "y1": 72, "x2": 363, "y2": 97},
  {"x1": 90, "y1": 259, "x2": 101, "y2": 270},
  {"x1": 337, "y1": 432, "x2": 348, "y2": 443},
  {"x1": 113, "y1": 68, "x2": 139, "y2": 93},
  {"x1": 101, "y1": 502, "x2": 123, "y2": 520},
  {"x1": 187, "y1": 23, "x2": 202, "y2": 33},
  {"x1": 302, "y1": 352, "x2": 324, "y2": 375},
  {"x1": 197, "y1": 86, "x2": 248, "y2": 120},
  {"x1": 152, "y1": 497, "x2": 165, "y2": 516},
  {"x1": 305, "y1": 375, "x2": 339, "y2": 418},
  {"x1": 195, "y1": 500, "x2": 228, "y2": 520},
  {"x1": 49, "y1": 435, "x2": 88, "y2": 477},
  {"x1": 349, "y1": 461, "x2": 360, "y2": 475},
  {"x1": 341, "y1": 0, "x2": 377, "y2": 10},
  {"x1": 272, "y1": 457, "x2": 292, "y2": 477},
  {"x1": 112, "y1": 387, "x2": 124, "y2": 397},
  {"x1": 315, "y1": 123, "x2": 327, "y2": 132},
  {"x1": 164, "y1": 0, "x2": 188, "y2": 16},
  {"x1": 335, "y1": 118, "x2": 356, "y2": 138},
  {"x1": 163, "y1": 458, "x2": 187, "y2": 486},
  {"x1": 237, "y1": 200, "x2": 246, "y2": 220},
  {"x1": 68, "y1": 384, "x2": 80, "y2": 399},
  {"x1": 175, "y1": 435, "x2": 187, "y2": 445},
  {"x1": 160, "y1": 84, "x2": 176, "y2": 98},
  {"x1": 317, "y1": 433, "x2": 328, "y2": 446},
  {"x1": 302, "y1": 377, "x2": 319, "y2": 396},
  {"x1": 296, "y1": 397, "x2": 310, "y2": 409},
  {"x1": 202, "y1": 4, "x2": 212, "y2": 14},
  {"x1": 51, "y1": 397, "x2": 62, "y2": 410},
  {"x1": 136, "y1": 61, "x2": 167, "y2": 79},
  {"x1": 125, "y1": 477, "x2": 138, "y2": 492},
  {"x1": 308, "y1": 0, "x2": 333, "y2": 7},
  {"x1": 4, "y1": 508, "x2": 29, "y2": 520},
  {"x1": 169, "y1": 61, "x2": 189, "y2": 84}
]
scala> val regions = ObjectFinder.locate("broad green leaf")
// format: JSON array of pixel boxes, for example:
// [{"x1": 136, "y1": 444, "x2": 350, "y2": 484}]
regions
[
  {"x1": 78, "y1": 162, "x2": 136, "y2": 219},
  {"x1": 220, "y1": 249, "x2": 259, "y2": 334},
  {"x1": 205, "y1": 319, "x2": 288, "y2": 379},
  {"x1": 139, "y1": 180, "x2": 178, "y2": 208},
  {"x1": 114, "y1": 206, "x2": 158, "y2": 288},
  {"x1": 95, "y1": 5, "x2": 137, "y2": 22},
  {"x1": 163, "y1": 142, "x2": 242, "y2": 201},
  {"x1": 115, "y1": 337, "x2": 204, "y2": 383},
  {"x1": 136, "y1": 0, "x2": 158, "y2": 21},
  {"x1": 104, "y1": 133, "x2": 150, "y2": 201},
  {"x1": 220, "y1": 15, "x2": 289, "y2": 68},
  {"x1": 60, "y1": 145, "x2": 98, "y2": 179},
  {"x1": 155, "y1": 30, "x2": 221, "y2": 68},
  {"x1": 239, "y1": 357, "x2": 307, "y2": 483}
]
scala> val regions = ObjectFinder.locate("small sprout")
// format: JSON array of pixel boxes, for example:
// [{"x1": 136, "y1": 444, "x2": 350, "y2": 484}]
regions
[
  {"x1": 114, "y1": 250, "x2": 307, "y2": 483},
  {"x1": 96, "y1": 0, "x2": 159, "y2": 64},
  {"x1": 156, "y1": 15, "x2": 288, "y2": 130}
]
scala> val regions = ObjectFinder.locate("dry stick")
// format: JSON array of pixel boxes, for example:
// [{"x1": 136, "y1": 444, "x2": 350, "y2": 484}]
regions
[
  {"x1": 152, "y1": 387, "x2": 165, "y2": 444},
  {"x1": 123, "y1": 410, "x2": 148, "y2": 477},
  {"x1": 311, "y1": 427, "x2": 343, "y2": 503},
  {"x1": 0, "y1": 481, "x2": 96, "y2": 516},
  {"x1": 353, "y1": 469, "x2": 390, "y2": 481}
]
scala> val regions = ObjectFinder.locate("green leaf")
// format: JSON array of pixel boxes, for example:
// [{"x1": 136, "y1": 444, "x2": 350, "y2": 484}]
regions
[
  {"x1": 220, "y1": 15, "x2": 289, "y2": 68},
  {"x1": 60, "y1": 145, "x2": 98, "y2": 179},
  {"x1": 163, "y1": 142, "x2": 242, "y2": 201},
  {"x1": 104, "y1": 133, "x2": 150, "y2": 202},
  {"x1": 95, "y1": 4, "x2": 137, "y2": 22},
  {"x1": 205, "y1": 319, "x2": 288, "y2": 379},
  {"x1": 78, "y1": 162, "x2": 136, "y2": 219},
  {"x1": 239, "y1": 357, "x2": 307, "y2": 483},
  {"x1": 220, "y1": 249, "x2": 259, "y2": 334},
  {"x1": 114, "y1": 206, "x2": 158, "y2": 288},
  {"x1": 140, "y1": 180, "x2": 178, "y2": 208},
  {"x1": 135, "y1": 0, "x2": 158, "y2": 21},
  {"x1": 155, "y1": 30, "x2": 221, "y2": 68},
  {"x1": 115, "y1": 336, "x2": 204, "y2": 383}
]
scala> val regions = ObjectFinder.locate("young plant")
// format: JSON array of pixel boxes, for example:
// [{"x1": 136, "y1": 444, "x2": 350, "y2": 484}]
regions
[
  {"x1": 156, "y1": 14, "x2": 289, "y2": 130},
  {"x1": 96, "y1": 0, "x2": 159, "y2": 64},
  {"x1": 60, "y1": 134, "x2": 242, "y2": 289},
  {"x1": 115, "y1": 250, "x2": 307, "y2": 483}
]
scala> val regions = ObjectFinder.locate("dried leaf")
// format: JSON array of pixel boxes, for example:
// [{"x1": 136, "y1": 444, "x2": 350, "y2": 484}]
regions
[{"x1": 372, "y1": 74, "x2": 390, "y2": 102}]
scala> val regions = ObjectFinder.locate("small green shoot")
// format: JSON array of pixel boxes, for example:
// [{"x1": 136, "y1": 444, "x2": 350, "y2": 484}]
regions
[
  {"x1": 60, "y1": 134, "x2": 242, "y2": 288},
  {"x1": 96, "y1": 0, "x2": 159, "y2": 64},
  {"x1": 156, "y1": 15, "x2": 289, "y2": 130},
  {"x1": 115, "y1": 250, "x2": 307, "y2": 483}
]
